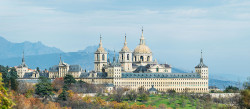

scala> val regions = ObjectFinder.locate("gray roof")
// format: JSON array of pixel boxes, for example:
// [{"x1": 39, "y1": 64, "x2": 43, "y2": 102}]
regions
[
  {"x1": 22, "y1": 72, "x2": 49, "y2": 78},
  {"x1": 49, "y1": 65, "x2": 83, "y2": 72},
  {"x1": 133, "y1": 66, "x2": 151, "y2": 73},
  {"x1": 106, "y1": 83, "x2": 114, "y2": 87},
  {"x1": 195, "y1": 58, "x2": 208, "y2": 68},
  {"x1": 122, "y1": 72, "x2": 201, "y2": 78},
  {"x1": 79, "y1": 72, "x2": 108, "y2": 78},
  {"x1": 148, "y1": 85, "x2": 157, "y2": 92}
]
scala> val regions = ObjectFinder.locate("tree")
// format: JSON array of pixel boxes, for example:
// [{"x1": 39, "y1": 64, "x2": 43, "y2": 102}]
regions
[
  {"x1": 139, "y1": 93, "x2": 148, "y2": 102},
  {"x1": 113, "y1": 87, "x2": 125, "y2": 102},
  {"x1": 58, "y1": 89, "x2": 69, "y2": 101},
  {"x1": 36, "y1": 67, "x2": 40, "y2": 72},
  {"x1": 224, "y1": 86, "x2": 239, "y2": 93},
  {"x1": 35, "y1": 76, "x2": 53, "y2": 97},
  {"x1": 52, "y1": 77, "x2": 64, "y2": 92},
  {"x1": 241, "y1": 78, "x2": 250, "y2": 108},
  {"x1": 126, "y1": 90, "x2": 137, "y2": 102},
  {"x1": 9, "y1": 67, "x2": 18, "y2": 91},
  {"x1": 64, "y1": 74, "x2": 76, "y2": 86},
  {"x1": 17, "y1": 81, "x2": 34, "y2": 97},
  {"x1": 0, "y1": 72, "x2": 15, "y2": 108},
  {"x1": 241, "y1": 89, "x2": 250, "y2": 108}
]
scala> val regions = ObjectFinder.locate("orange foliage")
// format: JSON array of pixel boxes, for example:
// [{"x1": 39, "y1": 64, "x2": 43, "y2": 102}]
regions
[
  {"x1": 44, "y1": 101, "x2": 61, "y2": 109},
  {"x1": 94, "y1": 97, "x2": 106, "y2": 106},
  {"x1": 131, "y1": 103, "x2": 147, "y2": 109},
  {"x1": 67, "y1": 90, "x2": 74, "y2": 98},
  {"x1": 14, "y1": 95, "x2": 44, "y2": 109},
  {"x1": 82, "y1": 96, "x2": 92, "y2": 103}
]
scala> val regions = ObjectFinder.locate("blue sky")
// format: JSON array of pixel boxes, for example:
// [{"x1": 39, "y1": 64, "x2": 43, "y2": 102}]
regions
[{"x1": 0, "y1": 0, "x2": 250, "y2": 81}]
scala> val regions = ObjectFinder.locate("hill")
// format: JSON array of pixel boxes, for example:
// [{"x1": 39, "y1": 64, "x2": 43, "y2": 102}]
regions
[{"x1": 0, "y1": 36, "x2": 63, "y2": 59}]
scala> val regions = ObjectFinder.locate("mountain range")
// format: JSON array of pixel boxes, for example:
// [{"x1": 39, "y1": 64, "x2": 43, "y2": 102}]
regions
[{"x1": 0, "y1": 36, "x2": 238, "y2": 89}]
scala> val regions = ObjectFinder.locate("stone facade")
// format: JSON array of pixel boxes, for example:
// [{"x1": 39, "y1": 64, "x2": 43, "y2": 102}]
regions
[{"x1": 18, "y1": 29, "x2": 209, "y2": 93}]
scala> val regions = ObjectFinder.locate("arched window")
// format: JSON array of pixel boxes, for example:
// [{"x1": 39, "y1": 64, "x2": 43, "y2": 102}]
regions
[
  {"x1": 97, "y1": 54, "x2": 99, "y2": 61},
  {"x1": 147, "y1": 56, "x2": 150, "y2": 61},
  {"x1": 102, "y1": 54, "x2": 105, "y2": 60},
  {"x1": 127, "y1": 54, "x2": 129, "y2": 60},
  {"x1": 122, "y1": 54, "x2": 124, "y2": 61},
  {"x1": 135, "y1": 56, "x2": 137, "y2": 61},
  {"x1": 156, "y1": 68, "x2": 159, "y2": 72},
  {"x1": 140, "y1": 56, "x2": 144, "y2": 61}
]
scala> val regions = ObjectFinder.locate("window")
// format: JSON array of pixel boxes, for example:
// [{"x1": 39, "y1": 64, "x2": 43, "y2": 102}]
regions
[
  {"x1": 140, "y1": 56, "x2": 144, "y2": 61},
  {"x1": 147, "y1": 56, "x2": 150, "y2": 61},
  {"x1": 127, "y1": 54, "x2": 129, "y2": 60},
  {"x1": 122, "y1": 54, "x2": 124, "y2": 61},
  {"x1": 156, "y1": 68, "x2": 159, "y2": 72},
  {"x1": 97, "y1": 54, "x2": 99, "y2": 61},
  {"x1": 102, "y1": 54, "x2": 105, "y2": 60}
]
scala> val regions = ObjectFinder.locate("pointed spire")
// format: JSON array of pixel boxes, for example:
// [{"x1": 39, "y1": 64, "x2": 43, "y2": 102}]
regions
[
  {"x1": 22, "y1": 50, "x2": 25, "y2": 63},
  {"x1": 113, "y1": 50, "x2": 116, "y2": 63},
  {"x1": 140, "y1": 26, "x2": 145, "y2": 45},
  {"x1": 99, "y1": 34, "x2": 102, "y2": 47},
  {"x1": 124, "y1": 33, "x2": 127, "y2": 46},
  {"x1": 107, "y1": 53, "x2": 110, "y2": 64},
  {"x1": 200, "y1": 49, "x2": 203, "y2": 64},
  {"x1": 59, "y1": 54, "x2": 62, "y2": 64}
]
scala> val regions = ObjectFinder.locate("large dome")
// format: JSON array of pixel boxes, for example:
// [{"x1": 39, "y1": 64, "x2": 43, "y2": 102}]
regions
[{"x1": 134, "y1": 44, "x2": 151, "y2": 54}]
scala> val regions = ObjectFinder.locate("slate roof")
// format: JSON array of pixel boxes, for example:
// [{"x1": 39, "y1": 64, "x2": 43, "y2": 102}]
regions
[
  {"x1": 133, "y1": 66, "x2": 151, "y2": 73},
  {"x1": 148, "y1": 85, "x2": 157, "y2": 92},
  {"x1": 79, "y1": 72, "x2": 108, "y2": 78},
  {"x1": 122, "y1": 72, "x2": 201, "y2": 78},
  {"x1": 22, "y1": 72, "x2": 49, "y2": 78},
  {"x1": 49, "y1": 65, "x2": 83, "y2": 72},
  {"x1": 195, "y1": 58, "x2": 208, "y2": 68}
]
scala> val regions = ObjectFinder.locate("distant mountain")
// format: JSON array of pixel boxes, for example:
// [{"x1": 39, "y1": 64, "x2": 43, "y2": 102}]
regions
[{"x1": 0, "y1": 36, "x2": 63, "y2": 59}]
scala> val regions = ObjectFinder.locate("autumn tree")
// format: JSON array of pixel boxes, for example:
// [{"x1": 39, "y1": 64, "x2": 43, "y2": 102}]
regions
[
  {"x1": 52, "y1": 77, "x2": 64, "y2": 92},
  {"x1": 0, "y1": 72, "x2": 15, "y2": 108}
]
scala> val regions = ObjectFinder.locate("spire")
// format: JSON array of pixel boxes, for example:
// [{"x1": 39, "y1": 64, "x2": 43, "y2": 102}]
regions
[
  {"x1": 113, "y1": 50, "x2": 116, "y2": 63},
  {"x1": 200, "y1": 49, "x2": 203, "y2": 64},
  {"x1": 124, "y1": 33, "x2": 127, "y2": 47},
  {"x1": 107, "y1": 53, "x2": 110, "y2": 64},
  {"x1": 22, "y1": 50, "x2": 25, "y2": 64},
  {"x1": 140, "y1": 26, "x2": 145, "y2": 45},
  {"x1": 99, "y1": 34, "x2": 102, "y2": 47},
  {"x1": 59, "y1": 54, "x2": 62, "y2": 64},
  {"x1": 21, "y1": 50, "x2": 27, "y2": 67}
]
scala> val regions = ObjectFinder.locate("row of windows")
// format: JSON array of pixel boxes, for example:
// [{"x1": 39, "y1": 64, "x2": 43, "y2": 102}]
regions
[
  {"x1": 134, "y1": 56, "x2": 151, "y2": 62},
  {"x1": 128, "y1": 88, "x2": 208, "y2": 92},
  {"x1": 115, "y1": 81, "x2": 208, "y2": 85}
]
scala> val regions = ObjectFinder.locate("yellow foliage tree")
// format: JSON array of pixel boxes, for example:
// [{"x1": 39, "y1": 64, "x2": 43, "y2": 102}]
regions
[{"x1": 0, "y1": 72, "x2": 15, "y2": 109}]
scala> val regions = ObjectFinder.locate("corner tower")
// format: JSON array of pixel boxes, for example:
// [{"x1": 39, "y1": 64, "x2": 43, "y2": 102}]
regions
[
  {"x1": 94, "y1": 35, "x2": 108, "y2": 72},
  {"x1": 195, "y1": 50, "x2": 209, "y2": 78},
  {"x1": 119, "y1": 34, "x2": 132, "y2": 72}
]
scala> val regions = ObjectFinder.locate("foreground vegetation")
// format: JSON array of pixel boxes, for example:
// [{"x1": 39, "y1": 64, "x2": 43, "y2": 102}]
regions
[{"x1": 0, "y1": 65, "x2": 249, "y2": 109}]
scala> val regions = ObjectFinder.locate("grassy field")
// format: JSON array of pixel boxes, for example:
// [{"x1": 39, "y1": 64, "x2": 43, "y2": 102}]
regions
[{"x1": 101, "y1": 94, "x2": 224, "y2": 109}]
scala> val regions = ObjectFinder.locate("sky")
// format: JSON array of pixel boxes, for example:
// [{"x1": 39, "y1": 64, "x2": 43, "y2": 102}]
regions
[{"x1": 0, "y1": 0, "x2": 250, "y2": 81}]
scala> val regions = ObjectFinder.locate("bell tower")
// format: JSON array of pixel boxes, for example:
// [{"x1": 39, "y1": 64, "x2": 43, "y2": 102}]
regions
[
  {"x1": 195, "y1": 50, "x2": 209, "y2": 78},
  {"x1": 119, "y1": 34, "x2": 132, "y2": 72},
  {"x1": 94, "y1": 35, "x2": 108, "y2": 72}
]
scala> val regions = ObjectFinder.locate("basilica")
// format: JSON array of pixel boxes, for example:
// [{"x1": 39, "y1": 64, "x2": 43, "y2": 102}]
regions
[{"x1": 17, "y1": 29, "x2": 209, "y2": 93}]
